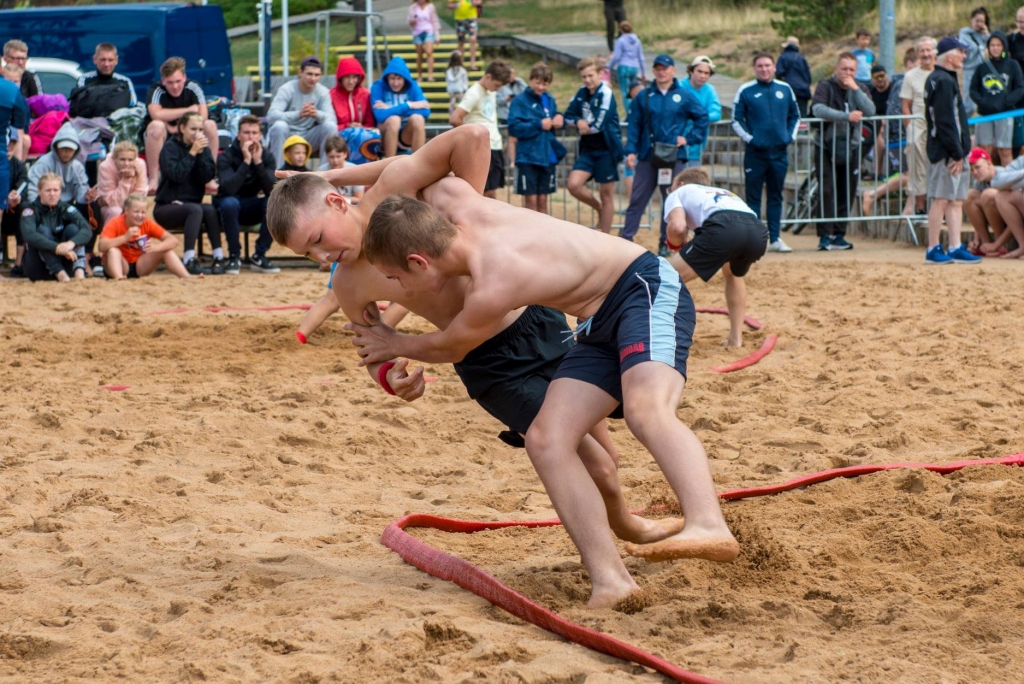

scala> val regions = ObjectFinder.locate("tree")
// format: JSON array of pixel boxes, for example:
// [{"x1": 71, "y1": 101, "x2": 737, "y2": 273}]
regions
[{"x1": 762, "y1": 0, "x2": 874, "y2": 40}]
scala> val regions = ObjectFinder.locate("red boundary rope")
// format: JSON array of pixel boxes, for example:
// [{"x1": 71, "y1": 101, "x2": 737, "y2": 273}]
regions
[
  {"x1": 711, "y1": 334, "x2": 778, "y2": 374},
  {"x1": 381, "y1": 453, "x2": 1024, "y2": 683},
  {"x1": 151, "y1": 304, "x2": 313, "y2": 315},
  {"x1": 695, "y1": 307, "x2": 762, "y2": 331}
]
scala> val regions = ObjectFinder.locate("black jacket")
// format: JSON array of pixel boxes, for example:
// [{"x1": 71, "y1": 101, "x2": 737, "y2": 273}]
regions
[
  {"x1": 20, "y1": 199, "x2": 92, "y2": 252},
  {"x1": 925, "y1": 65, "x2": 971, "y2": 163},
  {"x1": 279, "y1": 162, "x2": 309, "y2": 173},
  {"x1": 155, "y1": 136, "x2": 217, "y2": 205},
  {"x1": 811, "y1": 75, "x2": 875, "y2": 148},
  {"x1": 8, "y1": 156, "x2": 28, "y2": 201},
  {"x1": 776, "y1": 45, "x2": 812, "y2": 99},
  {"x1": 216, "y1": 139, "x2": 277, "y2": 200},
  {"x1": 969, "y1": 32, "x2": 1024, "y2": 116}
]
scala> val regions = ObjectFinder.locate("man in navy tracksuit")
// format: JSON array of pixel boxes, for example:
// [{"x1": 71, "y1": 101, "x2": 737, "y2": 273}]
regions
[
  {"x1": 622, "y1": 54, "x2": 708, "y2": 256},
  {"x1": 732, "y1": 51, "x2": 800, "y2": 253},
  {"x1": 0, "y1": 76, "x2": 29, "y2": 213}
]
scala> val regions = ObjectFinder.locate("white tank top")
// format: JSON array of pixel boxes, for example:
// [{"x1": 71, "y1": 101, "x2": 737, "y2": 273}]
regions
[{"x1": 663, "y1": 184, "x2": 755, "y2": 228}]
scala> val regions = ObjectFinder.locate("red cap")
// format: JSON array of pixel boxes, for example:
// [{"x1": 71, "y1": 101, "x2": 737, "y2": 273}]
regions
[{"x1": 967, "y1": 148, "x2": 991, "y2": 164}]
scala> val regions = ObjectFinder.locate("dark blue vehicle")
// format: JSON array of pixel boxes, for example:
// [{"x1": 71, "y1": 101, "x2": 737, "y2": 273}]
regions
[{"x1": 0, "y1": 3, "x2": 234, "y2": 99}]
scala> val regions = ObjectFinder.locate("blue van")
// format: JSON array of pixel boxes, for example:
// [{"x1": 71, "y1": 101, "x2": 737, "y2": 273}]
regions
[{"x1": 0, "y1": 3, "x2": 234, "y2": 99}]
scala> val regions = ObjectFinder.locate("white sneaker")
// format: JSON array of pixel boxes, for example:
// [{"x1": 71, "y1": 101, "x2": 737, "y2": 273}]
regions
[{"x1": 768, "y1": 238, "x2": 793, "y2": 253}]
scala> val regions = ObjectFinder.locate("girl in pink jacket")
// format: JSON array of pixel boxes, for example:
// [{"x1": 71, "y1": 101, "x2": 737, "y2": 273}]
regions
[{"x1": 96, "y1": 140, "x2": 148, "y2": 224}]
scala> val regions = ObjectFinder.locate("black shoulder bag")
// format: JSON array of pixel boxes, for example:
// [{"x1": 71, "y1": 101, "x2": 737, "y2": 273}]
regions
[{"x1": 643, "y1": 88, "x2": 679, "y2": 169}]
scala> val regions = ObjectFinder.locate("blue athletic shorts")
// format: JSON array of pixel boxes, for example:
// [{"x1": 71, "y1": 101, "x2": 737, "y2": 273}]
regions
[
  {"x1": 573, "y1": 149, "x2": 619, "y2": 183},
  {"x1": 515, "y1": 163, "x2": 556, "y2": 195},
  {"x1": 553, "y1": 251, "x2": 695, "y2": 410}
]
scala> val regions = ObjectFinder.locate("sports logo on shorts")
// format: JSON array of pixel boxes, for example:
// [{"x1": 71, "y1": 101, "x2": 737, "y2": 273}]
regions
[{"x1": 619, "y1": 342, "x2": 645, "y2": 362}]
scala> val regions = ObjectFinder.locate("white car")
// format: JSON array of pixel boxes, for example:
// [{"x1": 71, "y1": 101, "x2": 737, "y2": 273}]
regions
[{"x1": 25, "y1": 57, "x2": 82, "y2": 98}]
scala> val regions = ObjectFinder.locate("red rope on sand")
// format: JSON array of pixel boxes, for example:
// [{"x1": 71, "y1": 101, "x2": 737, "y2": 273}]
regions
[
  {"x1": 381, "y1": 454, "x2": 1024, "y2": 683},
  {"x1": 710, "y1": 334, "x2": 778, "y2": 374},
  {"x1": 695, "y1": 307, "x2": 762, "y2": 330}
]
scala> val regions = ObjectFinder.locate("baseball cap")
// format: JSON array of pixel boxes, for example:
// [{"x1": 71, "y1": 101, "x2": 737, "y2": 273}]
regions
[
  {"x1": 871, "y1": 64, "x2": 887, "y2": 74},
  {"x1": 56, "y1": 139, "x2": 79, "y2": 150},
  {"x1": 689, "y1": 55, "x2": 716, "y2": 73},
  {"x1": 781, "y1": 36, "x2": 800, "y2": 48},
  {"x1": 653, "y1": 54, "x2": 675, "y2": 68},
  {"x1": 936, "y1": 36, "x2": 969, "y2": 55},
  {"x1": 299, "y1": 56, "x2": 323, "y2": 71},
  {"x1": 967, "y1": 148, "x2": 991, "y2": 164}
]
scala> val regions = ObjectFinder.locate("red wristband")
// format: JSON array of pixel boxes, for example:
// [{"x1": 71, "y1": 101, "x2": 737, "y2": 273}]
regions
[
  {"x1": 666, "y1": 239, "x2": 682, "y2": 251},
  {"x1": 295, "y1": 331, "x2": 307, "y2": 344},
  {"x1": 377, "y1": 361, "x2": 397, "y2": 395}
]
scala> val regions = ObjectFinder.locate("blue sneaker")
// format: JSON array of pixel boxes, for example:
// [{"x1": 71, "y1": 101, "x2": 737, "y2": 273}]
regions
[
  {"x1": 925, "y1": 245, "x2": 953, "y2": 264},
  {"x1": 829, "y1": 235, "x2": 854, "y2": 250},
  {"x1": 948, "y1": 244, "x2": 982, "y2": 264},
  {"x1": 817, "y1": 236, "x2": 831, "y2": 251}
]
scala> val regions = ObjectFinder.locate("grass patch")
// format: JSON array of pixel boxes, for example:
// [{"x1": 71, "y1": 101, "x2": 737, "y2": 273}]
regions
[{"x1": 230, "y1": 19, "x2": 356, "y2": 76}]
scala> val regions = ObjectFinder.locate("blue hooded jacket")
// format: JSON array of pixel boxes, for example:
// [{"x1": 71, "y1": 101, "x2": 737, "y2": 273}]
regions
[
  {"x1": 679, "y1": 78, "x2": 722, "y2": 162},
  {"x1": 370, "y1": 57, "x2": 429, "y2": 124},
  {"x1": 776, "y1": 45, "x2": 812, "y2": 100},
  {"x1": 624, "y1": 81, "x2": 708, "y2": 162},
  {"x1": 0, "y1": 79, "x2": 29, "y2": 211},
  {"x1": 563, "y1": 82, "x2": 624, "y2": 163},
  {"x1": 508, "y1": 88, "x2": 567, "y2": 167}
]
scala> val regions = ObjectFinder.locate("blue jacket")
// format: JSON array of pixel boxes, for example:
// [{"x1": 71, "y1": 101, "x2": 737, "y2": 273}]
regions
[
  {"x1": 624, "y1": 81, "x2": 708, "y2": 162},
  {"x1": 0, "y1": 79, "x2": 28, "y2": 152},
  {"x1": 369, "y1": 57, "x2": 429, "y2": 124},
  {"x1": 679, "y1": 79, "x2": 721, "y2": 162},
  {"x1": 776, "y1": 45, "x2": 812, "y2": 99},
  {"x1": 732, "y1": 79, "x2": 800, "y2": 150},
  {"x1": 563, "y1": 82, "x2": 624, "y2": 163},
  {"x1": 508, "y1": 89, "x2": 567, "y2": 167}
]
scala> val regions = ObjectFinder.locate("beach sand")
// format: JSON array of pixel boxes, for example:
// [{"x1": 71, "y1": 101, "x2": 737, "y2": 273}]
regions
[{"x1": 2, "y1": 231, "x2": 1023, "y2": 683}]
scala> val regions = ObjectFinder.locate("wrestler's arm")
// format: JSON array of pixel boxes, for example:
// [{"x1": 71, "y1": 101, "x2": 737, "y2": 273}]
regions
[
  {"x1": 665, "y1": 207, "x2": 690, "y2": 248},
  {"x1": 369, "y1": 124, "x2": 491, "y2": 199}
]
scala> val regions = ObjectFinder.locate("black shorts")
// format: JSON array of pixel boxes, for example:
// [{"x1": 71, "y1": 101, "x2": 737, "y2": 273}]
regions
[
  {"x1": 515, "y1": 163, "x2": 556, "y2": 195},
  {"x1": 454, "y1": 305, "x2": 573, "y2": 447},
  {"x1": 104, "y1": 261, "x2": 139, "y2": 279},
  {"x1": 485, "y1": 149, "x2": 505, "y2": 192},
  {"x1": 573, "y1": 149, "x2": 619, "y2": 183},
  {"x1": 681, "y1": 210, "x2": 768, "y2": 282}
]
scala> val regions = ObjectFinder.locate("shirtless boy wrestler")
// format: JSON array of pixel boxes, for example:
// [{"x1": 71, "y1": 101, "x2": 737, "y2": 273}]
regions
[
  {"x1": 351, "y1": 162, "x2": 739, "y2": 609},
  {"x1": 267, "y1": 126, "x2": 682, "y2": 587},
  {"x1": 664, "y1": 167, "x2": 769, "y2": 347}
]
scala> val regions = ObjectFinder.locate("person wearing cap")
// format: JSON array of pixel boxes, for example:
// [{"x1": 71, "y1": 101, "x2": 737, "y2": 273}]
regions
[
  {"x1": 3, "y1": 127, "x2": 29, "y2": 274},
  {"x1": 267, "y1": 56, "x2": 338, "y2": 165},
  {"x1": 923, "y1": 37, "x2": 981, "y2": 264},
  {"x1": 608, "y1": 20, "x2": 646, "y2": 112},
  {"x1": 733, "y1": 52, "x2": 800, "y2": 253},
  {"x1": 622, "y1": 53, "x2": 708, "y2": 256},
  {"x1": 776, "y1": 36, "x2": 812, "y2": 117},
  {"x1": 966, "y1": 146, "x2": 1024, "y2": 257},
  {"x1": 969, "y1": 30, "x2": 1024, "y2": 167},
  {"x1": 680, "y1": 56, "x2": 721, "y2": 170},
  {"x1": 142, "y1": 57, "x2": 220, "y2": 193},
  {"x1": 901, "y1": 37, "x2": 937, "y2": 218}
]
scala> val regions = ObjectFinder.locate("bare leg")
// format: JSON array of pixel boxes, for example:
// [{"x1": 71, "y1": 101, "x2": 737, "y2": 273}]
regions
[
  {"x1": 415, "y1": 44, "x2": 424, "y2": 81},
  {"x1": 998, "y1": 147, "x2": 1013, "y2": 166},
  {"x1": 567, "y1": 170, "x2": 601, "y2": 225},
  {"x1": 537, "y1": 194, "x2": 548, "y2": 215},
  {"x1": 380, "y1": 116, "x2": 400, "y2": 158},
  {"x1": 134, "y1": 248, "x2": 167, "y2": 276},
  {"x1": 980, "y1": 188, "x2": 1006, "y2": 245},
  {"x1": 722, "y1": 263, "x2": 746, "y2": 348},
  {"x1": 161, "y1": 250, "x2": 195, "y2": 279},
  {"x1": 469, "y1": 33, "x2": 478, "y2": 70},
  {"x1": 425, "y1": 41, "x2": 435, "y2": 81},
  {"x1": 927, "y1": 197, "x2": 948, "y2": 249},
  {"x1": 524, "y1": 195, "x2": 538, "y2": 212},
  {"x1": 145, "y1": 121, "x2": 168, "y2": 192},
  {"x1": 995, "y1": 190, "x2": 1024, "y2": 257},
  {"x1": 102, "y1": 248, "x2": 126, "y2": 279},
  {"x1": 964, "y1": 189, "x2": 990, "y2": 248},
  {"x1": 401, "y1": 115, "x2": 427, "y2": 153},
  {"x1": 945, "y1": 200, "x2": 964, "y2": 249}
]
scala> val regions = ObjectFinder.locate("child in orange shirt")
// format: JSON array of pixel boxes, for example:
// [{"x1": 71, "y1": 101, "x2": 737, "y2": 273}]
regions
[{"x1": 97, "y1": 194, "x2": 196, "y2": 279}]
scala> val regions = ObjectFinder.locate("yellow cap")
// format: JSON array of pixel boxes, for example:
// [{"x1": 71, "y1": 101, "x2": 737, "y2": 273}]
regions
[{"x1": 282, "y1": 135, "x2": 312, "y2": 158}]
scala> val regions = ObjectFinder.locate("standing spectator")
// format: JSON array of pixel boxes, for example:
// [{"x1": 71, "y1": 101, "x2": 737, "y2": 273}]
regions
[
  {"x1": 608, "y1": 20, "x2": 646, "y2": 113},
  {"x1": 959, "y1": 7, "x2": 990, "y2": 117},
  {"x1": 508, "y1": 62, "x2": 565, "y2": 214},
  {"x1": 20, "y1": 173, "x2": 90, "y2": 282},
  {"x1": 408, "y1": 0, "x2": 442, "y2": 82},
  {"x1": 98, "y1": 194, "x2": 193, "y2": 279},
  {"x1": 448, "y1": 0, "x2": 481, "y2": 71},
  {"x1": 811, "y1": 52, "x2": 875, "y2": 252},
  {"x1": 621, "y1": 77, "x2": 645, "y2": 202},
  {"x1": 601, "y1": 0, "x2": 626, "y2": 53},
  {"x1": 867, "y1": 64, "x2": 893, "y2": 178},
  {"x1": 28, "y1": 123, "x2": 92, "y2": 207},
  {"x1": 901, "y1": 37, "x2": 937, "y2": 217},
  {"x1": 331, "y1": 57, "x2": 375, "y2": 132},
  {"x1": 2, "y1": 129, "x2": 28, "y2": 274},
  {"x1": 142, "y1": 57, "x2": 219, "y2": 193},
  {"x1": 95, "y1": 140, "x2": 147, "y2": 225},
  {"x1": 497, "y1": 66, "x2": 527, "y2": 125},
  {"x1": 852, "y1": 29, "x2": 875, "y2": 86},
  {"x1": 450, "y1": 59, "x2": 511, "y2": 199},
  {"x1": 267, "y1": 57, "x2": 337, "y2": 165},
  {"x1": 445, "y1": 51, "x2": 469, "y2": 114},
  {"x1": 370, "y1": 57, "x2": 430, "y2": 158},
  {"x1": 1, "y1": 62, "x2": 30, "y2": 161},
  {"x1": 969, "y1": 31, "x2": 1024, "y2": 167},
  {"x1": 214, "y1": 114, "x2": 280, "y2": 275},
  {"x1": 733, "y1": 52, "x2": 799, "y2": 253},
  {"x1": 776, "y1": 36, "x2": 812, "y2": 117},
  {"x1": 153, "y1": 112, "x2": 222, "y2": 275},
  {"x1": 680, "y1": 56, "x2": 722, "y2": 169},
  {"x1": 564, "y1": 56, "x2": 623, "y2": 233},
  {"x1": 1006, "y1": 6, "x2": 1024, "y2": 154},
  {"x1": 923, "y1": 38, "x2": 981, "y2": 264},
  {"x1": 3, "y1": 40, "x2": 41, "y2": 99},
  {"x1": 73, "y1": 43, "x2": 137, "y2": 119},
  {"x1": 0, "y1": 72, "x2": 27, "y2": 213},
  {"x1": 621, "y1": 54, "x2": 708, "y2": 256}
]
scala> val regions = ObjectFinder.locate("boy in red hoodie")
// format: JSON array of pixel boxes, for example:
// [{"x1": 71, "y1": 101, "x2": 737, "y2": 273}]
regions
[{"x1": 331, "y1": 57, "x2": 375, "y2": 131}]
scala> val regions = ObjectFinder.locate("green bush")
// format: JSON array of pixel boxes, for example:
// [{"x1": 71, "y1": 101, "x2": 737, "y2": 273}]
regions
[
  {"x1": 762, "y1": 0, "x2": 875, "y2": 40},
  {"x1": 211, "y1": 0, "x2": 338, "y2": 29}
]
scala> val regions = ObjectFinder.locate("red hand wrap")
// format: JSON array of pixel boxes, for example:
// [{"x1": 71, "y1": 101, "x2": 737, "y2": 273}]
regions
[
  {"x1": 666, "y1": 239, "x2": 682, "y2": 251},
  {"x1": 295, "y1": 331, "x2": 307, "y2": 344},
  {"x1": 377, "y1": 361, "x2": 398, "y2": 395}
]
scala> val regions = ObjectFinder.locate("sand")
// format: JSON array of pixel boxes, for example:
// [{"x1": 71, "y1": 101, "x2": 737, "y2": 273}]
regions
[{"x1": 2, "y1": 231, "x2": 1024, "y2": 683}]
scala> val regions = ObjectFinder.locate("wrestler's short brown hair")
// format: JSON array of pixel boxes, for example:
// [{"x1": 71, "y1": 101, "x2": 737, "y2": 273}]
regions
[
  {"x1": 577, "y1": 57, "x2": 599, "y2": 73},
  {"x1": 363, "y1": 195, "x2": 456, "y2": 271},
  {"x1": 672, "y1": 167, "x2": 711, "y2": 187},
  {"x1": 485, "y1": 59, "x2": 512, "y2": 84},
  {"x1": 266, "y1": 173, "x2": 337, "y2": 244}
]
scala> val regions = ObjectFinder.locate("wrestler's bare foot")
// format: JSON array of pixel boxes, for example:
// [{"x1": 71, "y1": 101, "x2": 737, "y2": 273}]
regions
[
  {"x1": 609, "y1": 513, "x2": 685, "y2": 544},
  {"x1": 722, "y1": 335, "x2": 742, "y2": 348},
  {"x1": 588, "y1": 577, "x2": 640, "y2": 610},
  {"x1": 624, "y1": 526, "x2": 739, "y2": 563},
  {"x1": 1002, "y1": 247, "x2": 1024, "y2": 258}
]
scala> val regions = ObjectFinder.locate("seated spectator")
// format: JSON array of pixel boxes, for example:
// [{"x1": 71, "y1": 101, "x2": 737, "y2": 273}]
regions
[
  {"x1": 73, "y1": 43, "x2": 137, "y2": 119},
  {"x1": 1, "y1": 63, "x2": 30, "y2": 161},
  {"x1": 153, "y1": 112, "x2": 223, "y2": 276},
  {"x1": 331, "y1": 57, "x2": 375, "y2": 131},
  {"x1": 370, "y1": 56, "x2": 430, "y2": 158},
  {"x1": 280, "y1": 135, "x2": 312, "y2": 172},
  {"x1": 28, "y1": 122, "x2": 93, "y2": 207},
  {"x1": 96, "y1": 140, "x2": 148, "y2": 225},
  {"x1": 267, "y1": 56, "x2": 337, "y2": 165},
  {"x1": 143, "y1": 57, "x2": 220, "y2": 193},
  {"x1": 969, "y1": 31, "x2": 1024, "y2": 167},
  {"x1": 318, "y1": 135, "x2": 364, "y2": 201},
  {"x1": 20, "y1": 172, "x2": 90, "y2": 282},
  {"x1": 508, "y1": 62, "x2": 565, "y2": 214},
  {"x1": 3, "y1": 40, "x2": 41, "y2": 99},
  {"x1": 3, "y1": 129, "x2": 28, "y2": 275},
  {"x1": 214, "y1": 114, "x2": 280, "y2": 275},
  {"x1": 967, "y1": 147, "x2": 1024, "y2": 257},
  {"x1": 98, "y1": 193, "x2": 193, "y2": 279}
]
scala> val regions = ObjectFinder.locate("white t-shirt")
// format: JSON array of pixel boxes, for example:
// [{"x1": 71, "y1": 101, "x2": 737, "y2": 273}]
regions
[
  {"x1": 899, "y1": 67, "x2": 931, "y2": 118},
  {"x1": 663, "y1": 184, "x2": 755, "y2": 227},
  {"x1": 457, "y1": 82, "x2": 502, "y2": 150},
  {"x1": 317, "y1": 160, "x2": 362, "y2": 197}
]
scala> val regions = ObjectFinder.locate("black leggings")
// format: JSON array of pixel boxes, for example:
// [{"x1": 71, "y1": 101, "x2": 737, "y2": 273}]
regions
[
  {"x1": 23, "y1": 246, "x2": 78, "y2": 281},
  {"x1": 153, "y1": 202, "x2": 221, "y2": 253}
]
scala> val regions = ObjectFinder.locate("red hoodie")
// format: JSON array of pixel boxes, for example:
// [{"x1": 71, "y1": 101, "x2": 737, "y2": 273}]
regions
[{"x1": 331, "y1": 57, "x2": 375, "y2": 130}]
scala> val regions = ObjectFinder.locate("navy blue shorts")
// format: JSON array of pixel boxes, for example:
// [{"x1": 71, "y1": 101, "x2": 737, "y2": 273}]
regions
[
  {"x1": 553, "y1": 251, "x2": 695, "y2": 411},
  {"x1": 572, "y1": 150, "x2": 619, "y2": 183},
  {"x1": 515, "y1": 163, "x2": 557, "y2": 195}
]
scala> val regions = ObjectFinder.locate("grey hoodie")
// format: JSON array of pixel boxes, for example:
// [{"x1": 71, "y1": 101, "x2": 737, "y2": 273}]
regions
[
  {"x1": 28, "y1": 122, "x2": 90, "y2": 204},
  {"x1": 983, "y1": 155, "x2": 1024, "y2": 191}
]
